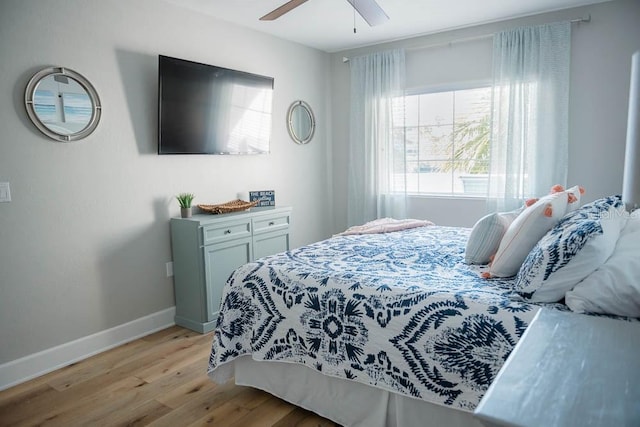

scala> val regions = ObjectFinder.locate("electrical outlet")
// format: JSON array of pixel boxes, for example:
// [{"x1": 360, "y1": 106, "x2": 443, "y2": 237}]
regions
[
  {"x1": 166, "y1": 261, "x2": 174, "y2": 277},
  {"x1": 0, "y1": 182, "x2": 11, "y2": 203}
]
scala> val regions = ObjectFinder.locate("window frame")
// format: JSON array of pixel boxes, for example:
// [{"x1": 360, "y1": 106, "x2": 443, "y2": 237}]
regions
[{"x1": 396, "y1": 80, "x2": 493, "y2": 199}]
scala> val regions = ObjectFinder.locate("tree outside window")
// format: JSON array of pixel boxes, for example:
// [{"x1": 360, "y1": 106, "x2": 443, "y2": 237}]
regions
[{"x1": 392, "y1": 86, "x2": 491, "y2": 196}]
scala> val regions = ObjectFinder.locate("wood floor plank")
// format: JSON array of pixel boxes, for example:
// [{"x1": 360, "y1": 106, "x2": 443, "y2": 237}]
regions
[
  {"x1": 184, "y1": 401, "x2": 251, "y2": 427},
  {"x1": 52, "y1": 329, "x2": 209, "y2": 393},
  {"x1": 47, "y1": 359, "x2": 213, "y2": 427},
  {"x1": 147, "y1": 381, "x2": 246, "y2": 427},
  {"x1": 0, "y1": 382, "x2": 54, "y2": 420},
  {"x1": 0, "y1": 336, "x2": 205, "y2": 426},
  {"x1": 134, "y1": 334, "x2": 211, "y2": 383},
  {"x1": 141, "y1": 325, "x2": 202, "y2": 344},
  {"x1": 12, "y1": 376, "x2": 146, "y2": 427},
  {"x1": 0, "y1": 371, "x2": 55, "y2": 404},
  {"x1": 272, "y1": 408, "x2": 311, "y2": 427},
  {"x1": 87, "y1": 398, "x2": 173, "y2": 427},
  {"x1": 230, "y1": 386, "x2": 273, "y2": 410},
  {"x1": 3, "y1": 363, "x2": 147, "y2": 424},
  {"x1": 46, "y1": 339, "x2": 151, "y2": 391},
  {"x1": 137, "y1": 357, "x2": 213, "y2": 398},
  {"x1": 0, "y1": 326, "x2": 341, "y2": 427},
  {"x1": 104, "y1": 329, "x2": 209, "y2": 376},
  {"x1": 154, "y1": 374, "x2": 218, "y2": 410},
  {"x1": 227, "y1": 394, "x2": 297, "y2": 427},
  {"x1": 273, "y1": 407, "x2": 341, "y2": 427}
]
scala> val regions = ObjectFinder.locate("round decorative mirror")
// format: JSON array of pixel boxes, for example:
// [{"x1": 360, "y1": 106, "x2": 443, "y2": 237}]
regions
[
  {"x1": 287, "y1": 100, "x2": 315, "y2": 145},
  {"x1": 24, "y1": 67, "x2": 102, "y2": 142}
]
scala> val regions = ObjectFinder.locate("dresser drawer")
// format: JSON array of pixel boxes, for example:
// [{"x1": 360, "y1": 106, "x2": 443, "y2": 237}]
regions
[
  {"x1": 253, "y1": 213, "x2": 290, "y2": 234},
  {"x1": 201, "y1": 220, "x2": 251, "y2": 245}
]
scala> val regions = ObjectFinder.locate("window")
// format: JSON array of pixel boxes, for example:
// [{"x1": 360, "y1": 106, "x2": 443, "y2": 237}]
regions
[{"x1": 392, "y1": 86, "x2": 492, "y2": 196}]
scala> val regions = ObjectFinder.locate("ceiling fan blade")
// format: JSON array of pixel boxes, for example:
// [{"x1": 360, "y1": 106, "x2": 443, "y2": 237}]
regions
[
  {"x1": 260, "y1": 0, "x2": 309, "y2": 21},
  {"x1": 346, "y1": 0, "x2": 389, "y2": 26}
]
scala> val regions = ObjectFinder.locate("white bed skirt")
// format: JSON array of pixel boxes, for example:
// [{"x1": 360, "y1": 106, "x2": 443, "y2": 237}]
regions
[{"x1": 232, "y1": 356, "x2": 483, "y2": 427}]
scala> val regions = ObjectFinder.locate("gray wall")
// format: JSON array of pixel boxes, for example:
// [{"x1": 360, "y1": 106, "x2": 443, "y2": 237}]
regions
[
  {"x1": 330, "y1": 0, "x2": 640, "y2": 230},
  {"x1": 0, "y1": 0, "x2": 332, "y2": 364}
]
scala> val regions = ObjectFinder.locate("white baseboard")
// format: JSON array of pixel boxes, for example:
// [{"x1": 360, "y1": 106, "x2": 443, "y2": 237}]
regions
[{"x1": 0, "y1": 306, "x2": 176, "y2": 392}]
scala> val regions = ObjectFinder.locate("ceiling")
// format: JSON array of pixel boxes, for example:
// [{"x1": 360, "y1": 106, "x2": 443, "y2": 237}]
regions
[{"x1": 165, "y1": 0, "x2": 611, "y2": 53}]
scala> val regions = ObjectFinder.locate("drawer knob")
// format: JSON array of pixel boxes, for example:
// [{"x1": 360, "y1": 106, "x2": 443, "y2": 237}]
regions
[
  {"x1": 224, "y1": 229, "x2": 232, "y2": 234},
  {"x1": 268, "y1": 221, "x2": 275, "y2": 226}
]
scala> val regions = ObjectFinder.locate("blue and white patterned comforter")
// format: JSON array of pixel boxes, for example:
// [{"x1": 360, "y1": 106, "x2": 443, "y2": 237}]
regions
[{"x1": 207, "y1": 226, "x2": 542, "y2": 410}]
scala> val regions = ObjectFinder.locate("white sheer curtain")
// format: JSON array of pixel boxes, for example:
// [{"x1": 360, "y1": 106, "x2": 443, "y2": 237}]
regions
[
  {"x1": 348, "y1": 49, "x2": 406, "y2": 227},
  {"x1": 488, "y1": 21, "x2": 571, "y2": 211}
]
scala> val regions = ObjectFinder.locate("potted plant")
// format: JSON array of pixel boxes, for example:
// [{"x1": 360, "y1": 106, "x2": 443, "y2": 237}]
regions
[{"x1": 176, "y1": 193, "x2": 195, "y2": 218}]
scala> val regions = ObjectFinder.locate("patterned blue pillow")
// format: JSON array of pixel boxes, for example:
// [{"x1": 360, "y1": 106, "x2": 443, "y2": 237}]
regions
[
  {"x1": 514, "y1": 195, "x2": 623, "y2": 302},
  {"x1": 557, "y1": 195, "x2": 623, "y2": 226}
]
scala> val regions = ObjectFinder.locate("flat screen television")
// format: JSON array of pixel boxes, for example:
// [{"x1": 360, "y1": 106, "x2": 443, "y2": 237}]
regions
[{"x1": 158, "y1": 55, "x2": 274, "y2": 155}]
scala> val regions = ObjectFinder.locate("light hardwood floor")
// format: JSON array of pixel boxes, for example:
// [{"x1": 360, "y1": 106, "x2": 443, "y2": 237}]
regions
[{"x1": 0, "y1": 326, "x2": 341, "y2": 427}]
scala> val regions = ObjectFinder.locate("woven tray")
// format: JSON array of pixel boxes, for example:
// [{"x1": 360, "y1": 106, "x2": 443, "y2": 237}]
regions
[{"x1": 198, "y1": 199, "x2": 258, "y2": 215}]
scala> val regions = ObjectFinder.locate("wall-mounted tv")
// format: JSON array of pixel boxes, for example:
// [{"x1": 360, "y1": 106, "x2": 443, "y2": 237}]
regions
[{"x1": 158, "y1": 55, "x2": 274, "y2": 155}]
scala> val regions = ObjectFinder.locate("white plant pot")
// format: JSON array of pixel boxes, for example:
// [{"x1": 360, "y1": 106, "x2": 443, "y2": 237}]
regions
[{"x1": 460, "y1": 174, "x2": 489, "y2": 195}]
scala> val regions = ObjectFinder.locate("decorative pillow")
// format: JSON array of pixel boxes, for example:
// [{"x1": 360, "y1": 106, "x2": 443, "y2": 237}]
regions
[
  {"x1": 524, "y1": 184, "x2": 583, "y2": 211},
  {"x1": 621, "y1": 209, "x2": 640, "y2": 233},
  {"x1": 564, "y1": 185, "x2": 584, "y2": 213},
  {"x1": 557, "y1": 194, "x2": 623, "y2": 226},
  {"x1": 465, "y1": 208, "x2": 523, "y2": 265},
  {"x1": 565, "y1": 210, "x2": 640, "y2": 317},
  {"x1": 513, "y1": 197, "x2": 625, "y2": 302},
  {"x1": 488, "y1": 191, "x2": 570, "y2": 278}
]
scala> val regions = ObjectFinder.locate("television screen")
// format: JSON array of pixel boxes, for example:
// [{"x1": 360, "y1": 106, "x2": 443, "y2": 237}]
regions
[{"x1": 158, "y1": 55, "x2": 273, "y2": 155}]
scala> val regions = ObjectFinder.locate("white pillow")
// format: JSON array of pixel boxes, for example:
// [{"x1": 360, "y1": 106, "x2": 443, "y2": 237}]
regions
[
  {"x1": 465, "y1": 208, "x2": 522, "y2": 265},
  {"x1": 565, "y1": 211, "x2": 640, "y2": 317},
  {"x1": 488, "y1": 191, "x2": 569, "y2": 277},
  {"x1": 564, "y1": 185, "x2": 583, "y2": 213},
  {"x1": 514, "y1": 204, "x2": 624, "y2": 302},
  {"x1": 621, "y1": 209, "x2": 640, "y2": 233}
]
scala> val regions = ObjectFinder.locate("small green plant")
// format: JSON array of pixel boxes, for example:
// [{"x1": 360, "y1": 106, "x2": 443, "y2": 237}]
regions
[{"x1": 176, "y1": 193, "x2": 194, "y2": 208}]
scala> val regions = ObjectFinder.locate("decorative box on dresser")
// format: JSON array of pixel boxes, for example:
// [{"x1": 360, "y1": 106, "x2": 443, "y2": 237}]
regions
[{"x1": 170, "y1": 206, "x2": 292, "y2": 333}]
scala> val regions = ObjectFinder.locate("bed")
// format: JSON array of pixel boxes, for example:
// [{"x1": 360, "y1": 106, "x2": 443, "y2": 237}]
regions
[
  {"x1": 207, "y1": 224, "x2": 564, "y2": 425},
  {"x1": 207, "y1": 193, "x2": 639, "y2": 426}
]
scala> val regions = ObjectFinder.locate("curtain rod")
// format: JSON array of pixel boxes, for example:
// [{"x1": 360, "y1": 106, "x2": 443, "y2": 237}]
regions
[{"x1": 342, "y1": 14, "x2": 591, "y2": 63}]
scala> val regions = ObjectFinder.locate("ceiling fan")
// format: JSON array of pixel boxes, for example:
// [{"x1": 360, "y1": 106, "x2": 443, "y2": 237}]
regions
[{"x1": 260, "y1": 0, "x2": 389, "y2": 27}]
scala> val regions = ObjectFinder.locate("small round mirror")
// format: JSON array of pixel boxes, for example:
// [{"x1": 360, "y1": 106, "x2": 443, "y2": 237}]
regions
[
  {"x1": 287, "y1": 100, "x2": 315, "y2": 145},
  {"x1": 25, "y1": 67, "x2": 102, "y2": 142}
]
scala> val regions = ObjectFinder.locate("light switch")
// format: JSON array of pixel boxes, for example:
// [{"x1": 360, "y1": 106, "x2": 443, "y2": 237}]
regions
[
  {"x1": 0, "y1": 182, "x2": 10, "y2": 203},
  {"x1": 166, "y1": 261, "x2": 174, "y2": 277}
]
